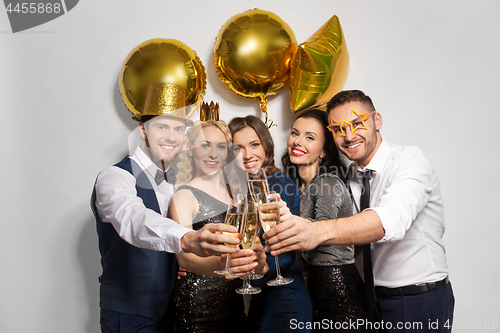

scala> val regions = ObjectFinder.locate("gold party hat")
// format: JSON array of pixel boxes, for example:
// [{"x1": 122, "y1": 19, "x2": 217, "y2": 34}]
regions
[
  {"x1": 199, "y1": 101, "x2": 220, "y2": 121},
  {"x1": 135, "y1": 82, "x2": 194, "y2": 124}
]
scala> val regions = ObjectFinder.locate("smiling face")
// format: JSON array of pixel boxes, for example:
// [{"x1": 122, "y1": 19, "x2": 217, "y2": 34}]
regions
[
  {"x1": 139, "y1": 115, "x2": 186, "y2": 169},
  {"x1": 189, "y1": 125, "x2": 229, "y2": 177},
  {"x1": 232, "y1": 126, "x2": 266, "y2": 174},
  {"x1": 327, "y1": 101, "x2": 382, "y2": 167},
  {"x1": 287, "y1": 117, "x2": 326, "y2": 170}
]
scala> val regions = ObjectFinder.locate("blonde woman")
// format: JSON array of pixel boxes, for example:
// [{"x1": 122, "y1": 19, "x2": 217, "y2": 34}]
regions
[{"x1": 169, "y1": 120, "x2": 266, "y2": 332}]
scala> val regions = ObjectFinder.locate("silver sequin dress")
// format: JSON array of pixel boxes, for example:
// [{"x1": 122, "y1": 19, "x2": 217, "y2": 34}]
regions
[
  {"x1": 300, "y1": 173, "x2": 373, "y2": 333},
  {"x1": 170, "y1": 185, "x2": 245, "y2": 333}
]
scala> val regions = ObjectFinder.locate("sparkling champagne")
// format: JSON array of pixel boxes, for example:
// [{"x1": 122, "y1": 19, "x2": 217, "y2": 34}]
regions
[
  {"x1": 223, "y1": 212, "x2": 245, "y2": 247},
  {"x1": 241, "y1": 212, "x2": 258, "y2": 249},
  {"x1": 247, "y1": 180, "x2": 269, "y2": 203},
  {"x1": 258, "y1": 202, "x2": 279, "y2": 232}
]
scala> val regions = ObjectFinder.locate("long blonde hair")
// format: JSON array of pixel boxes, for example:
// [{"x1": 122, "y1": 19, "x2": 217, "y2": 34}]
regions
[{"x1": 175, "y1": 120, "x2": 232, "y2": 187}]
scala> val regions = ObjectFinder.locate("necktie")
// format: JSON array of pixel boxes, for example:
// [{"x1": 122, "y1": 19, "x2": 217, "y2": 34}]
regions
[
  {"x1": 154, "y1": 168, "x2": 175, "y2": 186},
  {"x1": 360, "y1": 170, "x2": 376, "y2": 308}
]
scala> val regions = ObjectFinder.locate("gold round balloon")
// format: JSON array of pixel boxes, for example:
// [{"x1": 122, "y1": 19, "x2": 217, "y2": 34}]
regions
[
  {"x1": 119, "y1": 38, "x2": 206, "y2": 120},
  {"x1": 289, "y1": 15, "x2": 350, "y2": 113},
  {"x1": 214, "y1": 9, "x2": 297, "y2": 125}
]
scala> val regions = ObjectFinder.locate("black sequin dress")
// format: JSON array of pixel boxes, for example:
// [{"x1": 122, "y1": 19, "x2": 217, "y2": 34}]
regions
[
  {"x1": 170, "y1": 185, "x2": 246, "y2": 333},
  {"x1": 300, "y1": 174, "x2": 373, "y2": 333}
]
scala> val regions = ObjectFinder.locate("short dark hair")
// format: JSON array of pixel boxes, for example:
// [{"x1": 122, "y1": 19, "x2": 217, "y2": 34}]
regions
[
  {"x1": 140, "y1": 115, "x2": 189, "y2": 128},
  {"x1": 326, "y1": 90, "x2": 376, "y2": 113},
  {"x1": 282, "y1": 109, "x2": 348, "y2": 186},
  {"x1": 138, "y1": 115, "x2": 158, "y2": 126}
]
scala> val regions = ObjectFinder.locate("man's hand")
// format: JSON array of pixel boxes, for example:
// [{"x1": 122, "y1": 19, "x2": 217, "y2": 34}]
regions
[
  {"x1": 263, "y1": 215, "x2": 322, "y2": 255},
  {"x1": 180, "y1": 223, "x2": 241, "y2": 257}
]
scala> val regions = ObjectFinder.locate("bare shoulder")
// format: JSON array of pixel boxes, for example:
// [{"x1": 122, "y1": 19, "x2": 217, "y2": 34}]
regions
[
  {"x1": 170, "y1": 187, "x2": 199, "y2": 220},
  {"x1": 172, "y1": 187, "x2": 196, "y2": 200}
]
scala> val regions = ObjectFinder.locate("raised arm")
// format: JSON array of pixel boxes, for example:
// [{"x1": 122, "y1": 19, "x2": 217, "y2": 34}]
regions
[
  {"x1": 265, "y1": 148, "x2": 435, "y2": 255},
  {"x1": 263, "y1": 174, "x2": 383, "y2": 255},
  {"x1": 94, "y1": 166, "x2": 190, "y2": 253},
  {"x1": 168, "y1": 189, "x2": 242, "y2": 257},
  {"x1": 264, "y1": 209, "x2": 384, "y2": 256},
  {"x1": 169, "y1": 190, "x2": 257, "y2": 275}
]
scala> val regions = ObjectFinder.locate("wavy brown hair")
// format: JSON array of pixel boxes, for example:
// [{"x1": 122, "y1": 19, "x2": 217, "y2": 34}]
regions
[{"x1": 228, "y1": 116, "x2": 279, "y2": 176}]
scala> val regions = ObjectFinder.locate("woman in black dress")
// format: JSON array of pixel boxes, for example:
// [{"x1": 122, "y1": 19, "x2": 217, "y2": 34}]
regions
[{"x1": 169, "y1": 120, "x2": 266, "y2": 332}]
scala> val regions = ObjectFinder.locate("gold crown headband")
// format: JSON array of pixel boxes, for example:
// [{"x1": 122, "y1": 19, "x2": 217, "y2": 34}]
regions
[{"x1": 200, "y1": 101, "x2": 220, "y2": 121}]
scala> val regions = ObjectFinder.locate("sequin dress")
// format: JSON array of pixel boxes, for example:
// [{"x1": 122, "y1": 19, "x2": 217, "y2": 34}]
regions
[
  {"x1": 247, "y1": 170, "x2": 313, "y2": 333},
  {"x1": 170, "y1": 185, "x2": 246, "y2": 333},
  {"x1": 300, "y1": 173, "x2": 372, "y2": 333}
]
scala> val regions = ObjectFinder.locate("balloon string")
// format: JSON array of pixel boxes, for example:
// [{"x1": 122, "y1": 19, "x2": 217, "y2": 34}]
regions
[
  {"x1": 259, "y1": 98, "x2": 276, "y2": 128},
  {"x1": 263, "y1": 110, "x2": 277, "y2": 129}
]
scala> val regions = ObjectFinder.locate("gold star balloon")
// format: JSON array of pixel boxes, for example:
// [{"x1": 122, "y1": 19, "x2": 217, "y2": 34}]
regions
[
  {"x1": 213, "y1": 9, "x2": 297, "y2": 126},
  {"x1": 119, "y1": 38, "x2": 207, "y2": 121},
  {"x1": 289, "y1": 15, "x2": 349, "y2": 113}
]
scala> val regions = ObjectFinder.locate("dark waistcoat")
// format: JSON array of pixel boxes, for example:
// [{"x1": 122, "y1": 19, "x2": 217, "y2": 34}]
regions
[{"x1": 91, "y1": 156, "x2": 177, "y2": 321}]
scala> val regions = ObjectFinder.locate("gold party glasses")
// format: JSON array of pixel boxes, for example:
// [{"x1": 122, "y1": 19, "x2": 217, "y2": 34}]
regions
[{"x1": 327, "y1": 109, "x2": 376, "y2": 139}]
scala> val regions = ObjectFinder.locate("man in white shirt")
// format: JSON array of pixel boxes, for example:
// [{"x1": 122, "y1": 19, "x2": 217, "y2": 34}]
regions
[
  {"x1": 265, "y1": 90, "x2": 454, "y2": 332},
  {"x1": 92, "y1": 103, "x2": 248, "y2": 332}
]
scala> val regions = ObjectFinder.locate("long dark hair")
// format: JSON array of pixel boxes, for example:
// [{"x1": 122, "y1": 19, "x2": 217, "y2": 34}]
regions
[
  {"x1": 228, "y1": 115, "x2": 280, "y2": 176},
  {"x1": 282, "y1": 109, "x2": 347, "y2": 187}
]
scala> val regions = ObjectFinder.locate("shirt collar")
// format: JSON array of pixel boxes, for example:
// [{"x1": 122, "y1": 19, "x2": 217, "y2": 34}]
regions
[
  {"x1": 357, "y1": 139, "x2": 390, "y2": 174},
  {"x1": 134, "y1": 146, "x2": 165, "y2": 175}
]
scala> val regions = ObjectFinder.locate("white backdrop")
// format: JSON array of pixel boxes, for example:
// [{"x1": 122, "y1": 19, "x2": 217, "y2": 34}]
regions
[{"x1": 1, "y1": 1, "x2": 499, "y2": 332}]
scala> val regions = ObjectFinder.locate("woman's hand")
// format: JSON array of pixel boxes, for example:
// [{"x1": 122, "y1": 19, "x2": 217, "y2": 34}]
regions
[
  {"x1": 177, "y1": 267, "x2": 189, "y2": 280},
  {"x1": 252, "y1": 237, "x2": 269, "y2": 275},
  {"x1": 223, "y1": 249, "x2": 259, "y2": 280}
]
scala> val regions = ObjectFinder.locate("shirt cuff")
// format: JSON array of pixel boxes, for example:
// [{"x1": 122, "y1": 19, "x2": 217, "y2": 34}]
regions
[
  {"x1": 365, "y1": 207, "x2": 404, "y2": 243},
  {"x1": 163, "y1": 225, "x2": 191, "y2": 254}
]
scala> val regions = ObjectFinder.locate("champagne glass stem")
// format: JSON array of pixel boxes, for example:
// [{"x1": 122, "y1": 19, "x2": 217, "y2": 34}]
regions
[
  {"x1": 225, "y1": 253, "x2": 232, "y2": 273},
  {"x1": 215, "y1": 253, "x2": 238, "y2": 277},
  {"x1": 274, "y1": 255, "x2": 283, "y2": 278},
  {"x1": 236, "y1": 273, "x2": 261, "y2": 294},
  {"x1": 242, "y1": 276, "x2": 250, "y2": 288}
]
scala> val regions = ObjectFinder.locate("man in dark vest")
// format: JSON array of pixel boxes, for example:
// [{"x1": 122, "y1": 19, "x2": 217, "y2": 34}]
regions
[{"x1": 92, "y1": 83, "x2": 244, "y2": 332}]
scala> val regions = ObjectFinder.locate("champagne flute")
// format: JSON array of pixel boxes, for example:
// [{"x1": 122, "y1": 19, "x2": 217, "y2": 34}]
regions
[
  {"x1": 214, "y1": 195, "x2": 246, "y2": 277},
  {"x1": 246, "y1": 168, "x2": 269, "y2": 279},
  {"x1": 246, "y1": 168, "x2": 270, "y2": 203},
  {"x1": 236, "y1": 198, "x2": 261, "y2": 294},
  {"x1": 257, "y1": 191, "x2": 293, "y2": 286}
]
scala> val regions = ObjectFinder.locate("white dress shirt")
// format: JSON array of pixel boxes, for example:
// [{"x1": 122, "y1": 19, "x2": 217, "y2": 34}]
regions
[
  {"x1": 349, "y1": 140, "x2": 449, "y2": 288},
  {"x1": 94, "y1": 146, "x2": 190, "y2": 254}
]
